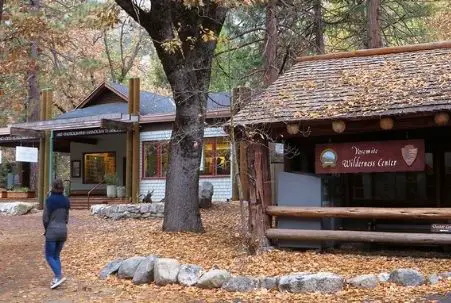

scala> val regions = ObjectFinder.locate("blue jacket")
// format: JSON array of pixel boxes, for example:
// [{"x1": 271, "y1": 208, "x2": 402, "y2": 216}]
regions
[{"x1": 43, "y1": 193, "x2": 70, "y2": 241}]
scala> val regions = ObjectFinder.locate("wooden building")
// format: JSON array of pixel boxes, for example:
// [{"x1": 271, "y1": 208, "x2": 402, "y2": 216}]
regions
[
  {"x1": 233, "y1": 41, "x2": 451, "y2": 247},
  {"x1": 0, "y1": 81, "x2": 233, "y2": 208}
]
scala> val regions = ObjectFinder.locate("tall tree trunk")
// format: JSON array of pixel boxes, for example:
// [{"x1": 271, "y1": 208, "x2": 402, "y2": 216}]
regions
[
  {"x1": 0, "y1": 0, "x2": 4, "y2": 23},
  {"x1": 312, "y1": 0, "x2": 325, "y2": 54},
  {"x1": 114, "y1": 0, "x2": 228, "y2": 232},
  {"x1": 367, "y1": 0, "x2": 382, "y2": 48},
  {"x1": 27, "y1": 0, "x2": 41, "y2": 192},
  {"x1": 264, "y1": 0, "x2": 278, "y2": 86}
]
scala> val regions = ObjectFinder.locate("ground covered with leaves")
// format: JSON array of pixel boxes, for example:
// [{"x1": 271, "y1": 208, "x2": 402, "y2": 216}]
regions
[{"x1": 1, "y1": 202, "x2": 451, "y2": 302}]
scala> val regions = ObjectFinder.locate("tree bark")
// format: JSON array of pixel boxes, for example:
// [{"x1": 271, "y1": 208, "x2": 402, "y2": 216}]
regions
[
  {"x1": 367, "y1": 0, "x2": 382, "y2": 48},
  {"x1": 263, "y1": 0, "x2": 278, "y2": 86},
  {"x1": 0, "y1": 0, "x2": 4, "y2": 23},
  {"x1": 114, "y1": 0, "x2": 227, "y2": 232},
  {"x1": 312, "y1": 0, "x2": 325, "y2": 54}
]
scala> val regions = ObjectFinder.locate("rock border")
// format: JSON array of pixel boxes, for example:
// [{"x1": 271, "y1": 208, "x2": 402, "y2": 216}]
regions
[
  {"x1": 91, "y1": 203, "x2": 165, "y2": 220},
  {"x1": 100, "y1": 255, "x2": 449, "y2": 294}
]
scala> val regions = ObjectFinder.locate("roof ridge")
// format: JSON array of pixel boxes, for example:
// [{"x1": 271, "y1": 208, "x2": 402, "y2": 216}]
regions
[{"x1": 296, "y1": 40, "x2": 451, "y2": 63}]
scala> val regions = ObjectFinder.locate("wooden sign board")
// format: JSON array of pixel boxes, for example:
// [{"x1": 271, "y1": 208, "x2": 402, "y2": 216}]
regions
[
  {"x1": 315, "y1": 139, "x2": 425, "y2": 174},
  {"x1": 431, "y1": 224, "x2": 451, "y2": 233}
]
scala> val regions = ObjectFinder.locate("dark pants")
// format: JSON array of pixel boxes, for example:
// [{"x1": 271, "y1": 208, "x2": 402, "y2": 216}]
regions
[{"x1": 45, "y1": 241, "x2": 65, "y2": 279}]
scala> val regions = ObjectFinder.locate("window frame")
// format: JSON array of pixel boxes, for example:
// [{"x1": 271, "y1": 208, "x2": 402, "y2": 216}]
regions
[
  {"x1": 82, "y1": 151, "x2": 117, "y2": 184},
  {"x1": 141, "y1": 137, "x2": 231, "y2": 180},
  {"x1": 200, "y1": 137, "x2": 231, "y2": 177},
  {"x1": 141, "y1": 141, "x2": 169, "y2": 179}
]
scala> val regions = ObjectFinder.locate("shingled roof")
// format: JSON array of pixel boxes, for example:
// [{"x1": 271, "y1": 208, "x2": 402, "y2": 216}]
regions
[{"x1": 233, "y1": 41, "x2": 451, "y2": 126}]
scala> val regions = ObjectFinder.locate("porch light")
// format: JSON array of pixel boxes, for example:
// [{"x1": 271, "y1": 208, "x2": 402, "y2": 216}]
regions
[
  {"x1": 434, "y1": 112, "x2": 449, "y2": 126},
  {"x1": 379, "y1": 117, "x2": 394, "y2": 130},
  {"x1": 332, "y1": 120, "x2": 346, "y2": 134},
  {"x1": 286, "y1": 123, "x2": 300, "y2": 135}
]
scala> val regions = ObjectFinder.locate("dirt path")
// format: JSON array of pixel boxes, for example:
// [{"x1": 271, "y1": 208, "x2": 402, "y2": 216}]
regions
[{"x1": 0, "y1": 211, "x2": 120, "y2": 303}]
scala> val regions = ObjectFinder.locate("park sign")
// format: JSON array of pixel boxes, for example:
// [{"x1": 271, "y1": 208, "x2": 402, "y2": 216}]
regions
[
  {"x1": 315, "y1": 139, "x2": 425, "y2": 174},
  {"x1": 15, "y1": 146, "x2": 38, "y2": 163}
]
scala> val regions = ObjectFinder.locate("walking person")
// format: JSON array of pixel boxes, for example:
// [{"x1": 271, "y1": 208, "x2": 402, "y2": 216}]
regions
[{"x1": 43, "y1": 178, "x2": 70, "y2": 289}]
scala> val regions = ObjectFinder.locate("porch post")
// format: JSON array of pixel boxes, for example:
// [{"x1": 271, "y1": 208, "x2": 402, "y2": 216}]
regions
[
  {"x1": 126, "y1": 80, "x2": 134, "y2": 201},
  {"x1": 131, "y1": 78, "x2": 140, "y2": 203},
  {"x1": 37, "y1": 91, "x2": 47, "y2": 209}
]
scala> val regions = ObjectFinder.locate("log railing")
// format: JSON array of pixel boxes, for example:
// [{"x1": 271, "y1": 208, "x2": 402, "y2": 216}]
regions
[
  {"x1": 267, "y1": 206, "x2": 451, "y2": 220},
  {"x1": 266, "y1": 206, "x2": 451, "y2": 245},
  {"x1": 266, "y1": 229, "x2": 451, "y2": 245}
]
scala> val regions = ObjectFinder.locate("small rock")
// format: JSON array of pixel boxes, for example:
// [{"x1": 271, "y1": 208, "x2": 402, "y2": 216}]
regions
[
  {"x1": 347, "y1": 274, "x2": 378, "y2": 289},
  {"x1": 99, "y1": 259, "x2": 123, "y2": 280},
  {"x1": 259, "y1": 276, "x2": 279, "y2": 290},
  {"x1": 178, "y1": 264, "x2": 204, "y2": 287},
  {"x1": 197, "y1": 269, "x2": 231, "y2": 289},
  {"x1": 301, "y1": 272, "x2": 344, "y2": 294},
  {"x1": 439, "y1": 272, "x2": 451, "y2": 279},
  {"x1": 428, "y1": 274, "x2": 441, "y2": 285},
  {"x1": 118, "y1": 256, "x2": 146, "y2": 279},
  {"x1": 154, "y1": 258, "x2": 180, "y2": 286},
  {"x1": 389, "y1": 268, "x2": 425, "y2": 286},
  {"x1": 278, "y1": 273, "x2": 310, "y2": 292},
  {"x1": 279, "y1": 272, "x2": 343, "y2": 293},
  {"x1": 377, "y1": 272, "x2": 390, "y2": 282},
  {"x1": 132, "y1": 255, "x2": 158, "y2": 285},
  {"x1": 222, "y1": 276, "x2": 259, "y2": 292}
]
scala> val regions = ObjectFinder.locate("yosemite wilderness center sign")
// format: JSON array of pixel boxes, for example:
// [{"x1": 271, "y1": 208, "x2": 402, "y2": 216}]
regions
[{"x1": 315, "y1": 139, "x2": 425, "y2": 174}]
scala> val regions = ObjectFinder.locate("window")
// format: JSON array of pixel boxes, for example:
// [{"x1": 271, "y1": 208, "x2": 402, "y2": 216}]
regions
[
  {"x1": 201, "y1": 137, "x2": 230, "y2": 176},
  {"x1": 143, "y1": 142, "x2": 169, "y2": 178},
  {"x1": 142, "y1": 137, "x2": 231, "y2": 178},
  {"x1": 83, "y1": 152, "x2": 116, "y2": 184}
]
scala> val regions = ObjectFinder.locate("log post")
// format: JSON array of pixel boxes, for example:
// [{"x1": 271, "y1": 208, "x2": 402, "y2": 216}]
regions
[
  {"x1": 131, "y1": 78, "x2": 140, "y2": 203},
  {"x1": 247, "y1": 139, "x2": 272, "y2": 253},
  {"x1": 37, "y1": 90, "x2": 47, "y2": 209},
  {"x1": 126, "y1": 79, "x2": 134, "y2": 201}
]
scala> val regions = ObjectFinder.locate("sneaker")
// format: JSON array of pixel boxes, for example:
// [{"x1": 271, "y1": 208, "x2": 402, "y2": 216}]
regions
[
  {"x1": 50, "y1": 278, "x2": 57, "y2": 287},
  {"x1": 50, "y1": 277, "x2": 66, "y2": 289}
]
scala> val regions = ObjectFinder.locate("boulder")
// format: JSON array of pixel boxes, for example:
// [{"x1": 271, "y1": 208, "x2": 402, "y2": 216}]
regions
[
  {"x1": 279, "y1": 272, "x2": 343, "y2": 294},
  {"x1": 377, "y1": 272, "x2": 390, "y2": 282},
  {"x1": 222, "y1": 276, "x2": 259, "y2": 292},
  {"x1": 388, "y1": 269, "x2": 425, "y2": 286},
  {"x1": 347, "y1": 274, "x2": 378, "y2": 289},
  {"x1": 90, "y1": 205, "x2": 106, "y2": 216},
  {"x1": 199, "y1": 182, "x2": 214, "y2": 209},
  {"x1": 428, "y1": 274, "x2": 441, "y2": 285},
  {"x1": 259, "y1": 276, "x2": 279, "y2": 290},
  {"x1": 132, "y1": 255, "x2": 158, "y2": 285},
  {"x1": 197, "y1": 269, "x2": 231, "y2": 289},
  {"x1": 0, "y1": 202, "x2": 36, "y2": 216},
  {"x1": 99, "y1": 259, "x2": 123, "y2": 280},
  {"x1": 154, "y1": 258, "x2": 180, "y2": 286},
  {"x1": 178, "y1": 264, "x2": 204, "y2": 287},
  {"x1": 117, "y1": 256, "x2": 146, "y2": 279}
]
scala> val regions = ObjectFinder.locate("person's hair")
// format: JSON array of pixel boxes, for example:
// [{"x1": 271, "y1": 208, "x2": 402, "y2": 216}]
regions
[{"x1": 51, "y1": 178, "x2": 64, "y2": 194}]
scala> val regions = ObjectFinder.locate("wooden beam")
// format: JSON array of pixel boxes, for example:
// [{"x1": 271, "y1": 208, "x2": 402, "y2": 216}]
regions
[
  {"x1": 10, "y1": 127, "x2": 45, "y2": 138},
  {"x1": 100, "y1": 119, "x2": 132, "y2": 131},
  {"x1": 296, "y1": 41, "x2": 451, "y2": 62},
  {"x1": 266, "y1": 228, "x2": 451, "y2": 245},
  {"x1": 13, "y1": 113, "x2": 122, "y2": 129},
  {"x1": 267, "y1": 206, "x2": 451, "y2": 220}
]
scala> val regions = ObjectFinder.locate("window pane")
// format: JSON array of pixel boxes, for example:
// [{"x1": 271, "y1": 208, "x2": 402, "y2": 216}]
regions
[
  {"x1": 201, "y1": 139, "x2": 215, "y2": 175},
  {"x1": 216, "y1": 138, "x2": 230, "y2": 175},
  {"x1": 84, "y1": 152, "x2": 116, "y2": 184},
  {"x1": 143, "y1": 143, "x2": 158, "y2": 177}
]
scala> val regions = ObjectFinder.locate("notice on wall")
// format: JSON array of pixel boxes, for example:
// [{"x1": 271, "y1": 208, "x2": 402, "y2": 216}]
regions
[
  {"x1": 315, "y1": 139, "x2": 425, "y2": 174},
  {"x1": 16, "y1": 146, "x2": 38, "y2": 163}
]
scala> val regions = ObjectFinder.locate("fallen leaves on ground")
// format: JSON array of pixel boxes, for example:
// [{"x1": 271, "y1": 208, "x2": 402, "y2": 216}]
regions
[{"x1": 58, "y1": 202, "x2": 451, "y2": 302}]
